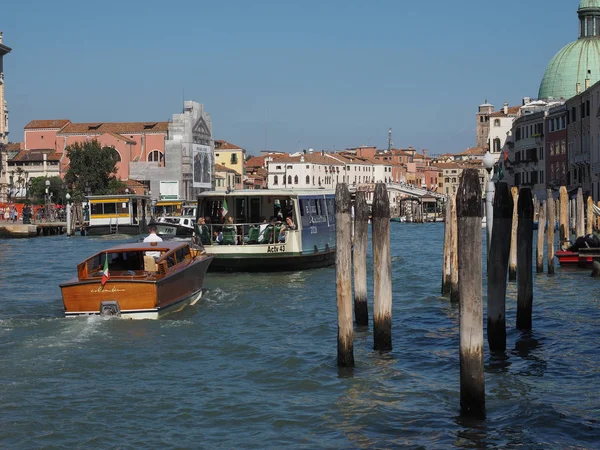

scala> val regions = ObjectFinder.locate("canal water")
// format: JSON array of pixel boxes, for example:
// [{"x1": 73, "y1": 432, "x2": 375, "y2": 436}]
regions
[{"x1": 0, "y1": 224, "x2": 598, "y2": 449}]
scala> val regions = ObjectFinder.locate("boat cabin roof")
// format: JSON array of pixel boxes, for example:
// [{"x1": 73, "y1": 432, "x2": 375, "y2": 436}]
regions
[
  {"x1": 197, "y1": 189, "x2": 334, "y2": 199},
  {"x1": 87, "y1": 194, "x2": 151, "y2": 202},
  {"x1": 88, "y1": 241, "x2": 187, "y2": 256}
]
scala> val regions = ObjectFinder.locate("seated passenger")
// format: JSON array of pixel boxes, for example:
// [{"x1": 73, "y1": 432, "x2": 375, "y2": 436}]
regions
[{"x1": 213, "y1": 230, "x2": 223, "y2": 244}]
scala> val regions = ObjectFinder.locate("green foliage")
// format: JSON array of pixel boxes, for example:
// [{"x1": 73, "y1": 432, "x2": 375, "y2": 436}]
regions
[
  {"x1": 28, "y1": 176, "x2": 65, "y2": 205},
  {"x1": 64, "y1": 140, "x2": 121, "y2": 200}
]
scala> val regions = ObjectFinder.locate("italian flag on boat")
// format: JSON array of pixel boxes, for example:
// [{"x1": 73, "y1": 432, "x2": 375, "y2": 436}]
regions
[
  {"x1": 222, "y1": 198, "x2": 228, "y2": 218},
  {"x1": 101, "y1": 254, "x2": 110, "y2": 287}
]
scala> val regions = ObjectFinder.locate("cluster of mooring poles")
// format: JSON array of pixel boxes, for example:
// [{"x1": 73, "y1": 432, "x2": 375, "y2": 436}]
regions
[
  {"x1": 441, "y1": 170, "x2": 599, "y2": 418},
  {"x1": 336, "y1": 183, "x2": 392, "y2": 368}
]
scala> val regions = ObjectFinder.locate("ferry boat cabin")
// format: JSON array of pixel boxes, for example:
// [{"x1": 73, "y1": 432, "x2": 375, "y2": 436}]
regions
[
  {"x1": 86, "y1": 194, "x2": 150, "y2": 236},
  {"x1": 196, "y1": 189, "x2": 336, "y2": 271}
]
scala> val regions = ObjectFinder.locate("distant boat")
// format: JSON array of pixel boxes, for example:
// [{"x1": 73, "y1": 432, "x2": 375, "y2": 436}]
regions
[
  {"x1": 85, "y1": 194, "x2": 151, "y2": 236},
  {"x1": 60, "y1": 241, "x2": 214, "y2": 319},
  {"x1": 151, "y1": 215, "x2": 195, "y2": 237}
]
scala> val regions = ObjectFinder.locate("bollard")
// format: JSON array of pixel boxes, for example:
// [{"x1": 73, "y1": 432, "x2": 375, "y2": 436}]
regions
[
  {"x1": 559, "y1": 186, "x2": 569, "y2": 249},
  {"x1": 372, "y1": 183, "x2": 392, "y2": 351},
  {"x1": 456, "y1": 169, "x2": 485, "y2": 418},
  {"x1": 336, "y1": 183, "x2": 354, "y2": 367},
  {"x1": 577, "y1": 188, "x2": 585, "y2": 238},
  {"x1": 536, "y1": 200, "x2": 546, "y2": 273},
  {"x1": 353, "y1": 191, "x2": 369, "y2": 328},
  {"x1": 442, "y1": 198, "x2": 452, "y2": 295},
  {"x1": 547, "y1": 191, "x2": 555, "y2": 275},
  {"x1": 517, "y1": 188, "x2": 534, "y2": 330},
  {"x1": 487, "y1": 182, "x2": 512, "y2": 352},
  {"x1": 509, "y1": 186, "x2": 519, "y2": 281},
  {"x1": 450, "y1": 195, "x2": 459, "y2": 303},
  {"x1": 587, "y1": 196, "x2": 594, "y2": 235}
]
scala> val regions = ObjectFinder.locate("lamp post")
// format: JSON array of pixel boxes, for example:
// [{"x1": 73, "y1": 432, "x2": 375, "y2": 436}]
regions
[
  {"x1": 483, "y1": 151, "x2": 496, "y2": 253},
  {"x1": 45, "y1": 179, "x2": 51, "y2": 220},
  {"x1": 66, "y1": 193, "x2": 72, "y2": 235}
]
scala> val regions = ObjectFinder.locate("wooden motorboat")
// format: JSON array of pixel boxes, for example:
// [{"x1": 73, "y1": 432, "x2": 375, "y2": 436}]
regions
[{"x1": 60, "y1": 241, "x2": 214, "y2": 319}]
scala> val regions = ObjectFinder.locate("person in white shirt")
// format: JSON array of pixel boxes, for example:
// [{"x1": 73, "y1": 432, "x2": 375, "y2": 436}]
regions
[{"x1": 144, "y1": 225, "x2": 163, "y2": 259}]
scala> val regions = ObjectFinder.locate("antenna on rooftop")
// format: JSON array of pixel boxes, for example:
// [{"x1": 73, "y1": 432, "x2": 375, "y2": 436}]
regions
[{"x1": 387, "y1": 128, "x2": 393, "y2": 153}]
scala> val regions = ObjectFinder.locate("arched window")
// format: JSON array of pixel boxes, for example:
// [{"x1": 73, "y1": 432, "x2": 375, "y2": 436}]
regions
[
  {"x1": 494, "y1": 119, "x2": 501, "y2": 127},
  {"x1": 274, "y1": 175, "x2": 278, "y2": 185},
  {"x1": 148, "y1": 150, "x2": 164, "y2": 164},
  {"x1": 306, "y1": 175, "x2": 310, "y2": 184},
  {"x1": 288, "y1": 175, "x2": 292, "y2": 185},
  {"x1": 111, "y1": 148, "x2": 122, "y2": 162},
  {"x1": 294, "y1": 175, "x2": 298, "y2": 184},
  {"x1": 493, "y1": 138, "x2": 501, "y2": 152}
]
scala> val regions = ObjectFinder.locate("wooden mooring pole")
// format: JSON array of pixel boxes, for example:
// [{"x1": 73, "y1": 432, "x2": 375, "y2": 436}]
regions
[
  {"x1": 442, "y1": 197, "x2": 452, "y2": 295},
  {"x1": 536, "y1": 200, "x2": 546, "y2": 273},
  {"x1": 587, "y1": 196, "x2": 594, "y2": 235},
  {"x1": 457, "y1": 169, "x2": 485, "y2": 418},
  {"x1": 517, "y1": 188, "x2": 534, "y2": 330},
  {"x1": 336, "y1": 183, "x2": 354, "y2": 367},
  {"x1": 547, "y1": 190, "x2": 555, "y2": 275},
  {"x1": 487, "y1": 182, "x2": 512, "y2": 352},
  {"x1": 450, "y1": 195, "x2": 459, "y2": 303},
  {"x1": 372, "y1": 183, "x2": 392, "y2": 351},
  {"x1": 559, "y1": 186, "x2": 569, "y2": 250},
  {"x1": 353, "y1": 191, "x2": 369, "y2": 328},
  {"x1": 509, "y1": 186, "x2": 519, "y2": 281},
  {"x1": 577, "y1": 188, "x2": 585, "y2": 238}
]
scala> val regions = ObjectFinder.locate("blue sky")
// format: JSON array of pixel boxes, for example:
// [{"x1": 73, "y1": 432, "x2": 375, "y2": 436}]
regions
[{"x1": 1, "y1": 0, "x2": 579, "y2": 155}]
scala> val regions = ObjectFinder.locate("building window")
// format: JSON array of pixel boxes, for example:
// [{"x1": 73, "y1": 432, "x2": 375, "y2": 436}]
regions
[
  {"x1": 306, "y1": 175, "x2": 310, "y2": 184},
  {"x1": 112, "y1": 148, "x2": 122, "y2": 162},
  {"x1": 294, "y1": 175, "x2": 298, "y2": 184},
  {"x1": 288, "y1": 175, "x2": 292, "y2": 185},
  {"x1": 493, "y1": 138, "x2": 501, "y2": 152},
  {"x1": 494, "y1": 119, "x2": 500, "y2": 127},
  {"x1": 231, "y1": 153, "x2": 238, "y2": 165},
  {"x1": 274, "y1": 175, "x2": 278, "y2": 185},
  {"x1": 148, "y1": 150, "x2": 164, "y2": 164}
]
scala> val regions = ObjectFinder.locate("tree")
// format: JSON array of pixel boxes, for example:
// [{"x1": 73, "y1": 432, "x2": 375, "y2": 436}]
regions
[
  {"x1": 28, "y1": 176, "x2": 65, "y2": 205},
  {"x1": 64, "y1": 140, "x2": 123, "y2": 200}
]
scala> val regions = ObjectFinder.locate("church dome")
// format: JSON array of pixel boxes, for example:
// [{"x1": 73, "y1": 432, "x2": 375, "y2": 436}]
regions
[{"x1": 538, "y1": 1, "x2": 600, "y2": 100}]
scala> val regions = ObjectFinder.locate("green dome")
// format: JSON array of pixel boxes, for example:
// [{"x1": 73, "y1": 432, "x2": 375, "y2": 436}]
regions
[
  {"x1": 538, "y1": 1, "x2": 600, "y2": 99},
  {"x1": 579, "y1": 0, "x2": 600, "y2": 10},
  {"x1": 538, "y1": 38, "x2": 600, "y2": 100}
]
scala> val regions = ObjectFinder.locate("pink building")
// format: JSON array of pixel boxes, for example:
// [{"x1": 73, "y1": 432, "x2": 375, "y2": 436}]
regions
[{"x1": 23, "y1": 120, "x2": 169, "y2": 180}]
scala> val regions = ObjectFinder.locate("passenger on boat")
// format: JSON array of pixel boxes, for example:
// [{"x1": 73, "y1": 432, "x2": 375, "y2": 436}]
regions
[
  {"x1": 213, "y1": 230, "x2": 223, "y2": 244},
  {"x1": 144, "y1": 225, "x2": 163, "y2": 259},
  {"x1": 278, "y1": 216, "x2": 296, "y2": 242},
  {"x1": 194, "y1": 217, "x2": 211, "y2": 245}
]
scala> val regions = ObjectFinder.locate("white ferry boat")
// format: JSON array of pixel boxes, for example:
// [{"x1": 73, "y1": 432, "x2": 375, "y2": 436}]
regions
[{"x1": 196, "y1": 189, "x2": 336, "y2": 271}]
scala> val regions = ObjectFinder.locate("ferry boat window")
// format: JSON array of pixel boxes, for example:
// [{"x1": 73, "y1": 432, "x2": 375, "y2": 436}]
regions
[
  {"x1": 117, "y1": 202, "x2": 128, "y2": 215},
  {"x1": 104, "y1": 202, "x2": 117, "y2": 214},
  {"x1": 316, "y1": 199, "x2": 323, "y2": 216},
  {"x1": 250, "y1": 198, "x2": 261, "y2": 223},
  {"x1": 91, "y1": 203, "x2": 103, "y2": 215},
  {"x1": 235, "y1": 198, "x2": 246, "y2": 222},
  {"x1": 299, "y1": 199, "x2": 306, "y2": 217}
]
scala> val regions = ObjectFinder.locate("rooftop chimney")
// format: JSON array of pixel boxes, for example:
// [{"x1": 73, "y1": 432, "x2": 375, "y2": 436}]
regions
[
  {"x1": 309, "y1": 148, "x2": 313, "y2": 154},
  {"x1": 585, "y1": 70, "x2": 591, "y2": 90},
  {"x1": 577, "y1": 82, "x2": 582, "y2": 94},
  {"x1": 504, "y1": 102, "x2": 508, "y2": 115},
  {"x1": 0, "y1": 32, "x2": 3, "y2": 44}
]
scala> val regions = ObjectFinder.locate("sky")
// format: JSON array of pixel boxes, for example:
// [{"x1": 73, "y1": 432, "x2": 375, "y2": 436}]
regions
[{"x1": 0, "y1": 0, "x2": 580, "y2": 156}]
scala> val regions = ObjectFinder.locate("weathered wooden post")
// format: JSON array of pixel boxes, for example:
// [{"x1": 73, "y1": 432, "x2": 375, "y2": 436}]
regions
[
  {"x1": 547, "y1": 190, "x2": 555, "y2": 275},
  {"x1": 536, "y1": 200, "x2": 546, "y2": 273},
  {"x1": 335, "y1": 183, "x2": 354, "y2": 367},
  {"x1": 577, "y1": 188, "x2": 585, "y2": 238},
  {"x1": 587, "y1": 196, "x2": 594, "y2": 235},
  {"x1": 517, "y1": 188, "x2": 534, "y2": 330},
  {"x1": 559, "y1": 186, "x2": 569, "y2": 249},
  {"x1": 442, "y1": 198, "x2": 452, "y2": 295},
  {"x1": 372, "y1": 183, "x2": 392, "y2": 351},
  {"x1": 487, "y1": 182, "x2": 512, "y2": 352},
  {"x1": 509, "y1": 186, "x2": 519, "y2": 281},
  {"x1": 456, "y1": 169, "x2": 485, "y2": 418},
  {"x1": 450, "y1": 195, "x2": 459, "y2": 303},
  {"x1": 66, "y1": 202, "x2": 72, "y2": 236},
  {"x1": 353, "y1": 191, "x2": 369, "y2": 328}
]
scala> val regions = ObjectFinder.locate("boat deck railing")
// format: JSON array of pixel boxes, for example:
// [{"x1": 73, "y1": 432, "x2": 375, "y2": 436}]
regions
[{"x1": 198, "y1": 221, "x2": 296, "y2": 246}]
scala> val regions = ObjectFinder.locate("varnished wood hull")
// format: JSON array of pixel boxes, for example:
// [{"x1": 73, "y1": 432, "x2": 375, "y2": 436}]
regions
[{"x1": 60, "y1": 255, "x2": 213, "y2": 319}]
